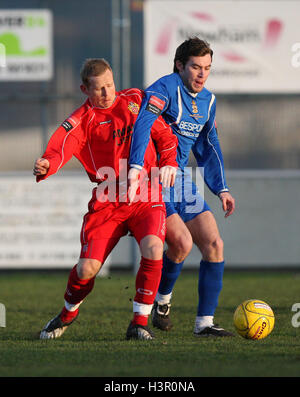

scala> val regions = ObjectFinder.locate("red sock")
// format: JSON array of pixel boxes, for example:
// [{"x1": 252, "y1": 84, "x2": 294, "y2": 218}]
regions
[
  {"x1": 134, "y1": 257, "x2": 163, "y2": 306},
  {"x1": 64, "y1": 265, "x2": 95, "y2": 304},
  {"x1": 132, "y1": 313, "x2": 148, "y2": 326},
  {"x1": 60, "y1": 306, "x2": 79, "y2": 323}
]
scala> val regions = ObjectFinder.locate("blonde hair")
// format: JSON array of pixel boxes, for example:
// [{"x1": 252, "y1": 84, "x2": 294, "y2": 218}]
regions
[{"x1": 80, "y1": 58, "x2": 112, "y2": 87}]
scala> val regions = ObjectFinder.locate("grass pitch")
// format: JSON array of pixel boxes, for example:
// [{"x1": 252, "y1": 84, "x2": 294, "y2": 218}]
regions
[{"x1": 0, "y1": 269, "x2": 300, "y2": 378}]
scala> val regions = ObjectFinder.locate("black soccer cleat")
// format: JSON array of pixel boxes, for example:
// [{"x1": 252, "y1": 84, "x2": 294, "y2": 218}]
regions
[
  {"x1": 151, "y1": 301, "x2": 173, "y2": 331},
  {"x1": 194, "y1": 324, "x2": 235, "y2": 338},
  {"x1": 40, "y1": 312, "x2": 78, "y2": 339},
  {"x1": 126, "y1": 322, "x2": 155, "y2": 340}
]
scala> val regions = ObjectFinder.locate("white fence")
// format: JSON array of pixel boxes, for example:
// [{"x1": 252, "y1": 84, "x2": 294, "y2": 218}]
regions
[{"x1": 194, "y1": 170, "x2": 300, "y2": 268}]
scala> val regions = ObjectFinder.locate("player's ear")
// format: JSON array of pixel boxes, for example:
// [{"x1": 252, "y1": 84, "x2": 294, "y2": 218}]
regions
[
  {"x1": 80, "y1": 84, "x2": 89, "y2": 96},
  {"x1": 175, "y1": 60, "x2": 184, "y2": 73}
]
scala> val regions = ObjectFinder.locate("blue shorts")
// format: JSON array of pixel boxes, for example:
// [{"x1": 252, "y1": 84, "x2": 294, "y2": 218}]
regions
[{"x1": 162, "y1": 169, "x2": 211, "y2": 223}]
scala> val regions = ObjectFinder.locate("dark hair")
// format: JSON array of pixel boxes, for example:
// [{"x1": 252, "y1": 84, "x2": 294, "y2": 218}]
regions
[
  {"x1": 173, "y1": 37, "x2": 213, "y2": 73},
  {"x1": 80, "y1": 58, "x2": 112, "y2": 86}
]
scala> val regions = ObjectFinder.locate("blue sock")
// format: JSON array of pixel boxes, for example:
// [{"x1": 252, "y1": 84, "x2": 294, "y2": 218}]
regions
[
  {"x1": 158, "y1": 252, "x2": 184, "y2": 295},
  {"x1": 197, "y1": 260, "x2": 224, "y2": 316}
]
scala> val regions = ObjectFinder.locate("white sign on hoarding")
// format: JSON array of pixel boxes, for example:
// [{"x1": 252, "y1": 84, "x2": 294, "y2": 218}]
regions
[
  {"x1": 0, "y1": 172, "x2": 133, "y2": 271},
  {"x1": 0, "y1": 173, "x2": 92, "y2": 268},
  {"x1": 144, "y1": 1, "x2": 300, "y2": 93},
  {"x1": 0, "y1": 9, "x2": 53, "y2": 81}
]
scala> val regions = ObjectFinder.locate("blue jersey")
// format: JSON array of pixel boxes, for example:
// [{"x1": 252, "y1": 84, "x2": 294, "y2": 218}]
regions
[{"x1": 129, "y1": 73, "x2": 229, "y2": 196}]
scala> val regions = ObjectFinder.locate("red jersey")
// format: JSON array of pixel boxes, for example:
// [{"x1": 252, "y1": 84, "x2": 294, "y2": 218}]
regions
[{"x1": 37, "y1": 88, "x2": 177, "y2": 194}]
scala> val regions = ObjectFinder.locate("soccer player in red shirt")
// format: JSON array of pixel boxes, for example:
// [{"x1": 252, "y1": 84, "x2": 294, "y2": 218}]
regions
[{"x1": 33, "y1": 58, "x2": 177, "y2": 340}]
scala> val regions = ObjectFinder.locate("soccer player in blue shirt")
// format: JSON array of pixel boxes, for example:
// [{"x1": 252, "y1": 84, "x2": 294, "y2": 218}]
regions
[{"x1": 128, "y1": 37, "x2": 236, "y2": 337}]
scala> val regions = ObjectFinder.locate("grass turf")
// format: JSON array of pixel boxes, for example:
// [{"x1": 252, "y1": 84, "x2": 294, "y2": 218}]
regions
[{"x1": 0, "y1": 270, "x2": 300, "y2": 378}]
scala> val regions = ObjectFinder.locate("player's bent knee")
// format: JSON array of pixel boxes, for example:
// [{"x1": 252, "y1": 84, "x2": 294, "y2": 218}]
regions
[
  {"x1": 202, "y1": 236, "x2": 224, "y2": 262},
  {"x1": 77, "y1": 258, "x2": 102, "y2": 279},
  {"x1": 181, "y1": 233, "x2": 193, "y2": 256},
  {"x1": 167, "y1": 232, "x2": 193, "y2": 261},
  {"x1": 140, "y1": 235, "x2": 164, "y2": 260},
  {"x1": 212, "y1": 236, "x2": 224, "y2": 255}
]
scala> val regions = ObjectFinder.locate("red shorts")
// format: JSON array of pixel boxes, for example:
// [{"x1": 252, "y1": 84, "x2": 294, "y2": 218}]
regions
[{"x1": 79, "y1": 188, "x2": 166, "y2": 263}]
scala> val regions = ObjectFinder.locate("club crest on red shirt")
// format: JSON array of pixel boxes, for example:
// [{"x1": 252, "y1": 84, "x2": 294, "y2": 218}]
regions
[{"x1": 128, "y1": 101, "x2": 140, "y2": 114}]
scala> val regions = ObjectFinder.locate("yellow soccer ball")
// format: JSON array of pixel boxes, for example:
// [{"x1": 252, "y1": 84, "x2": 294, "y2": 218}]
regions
[{"x1": 233, "y1": 299, "x2": 275, "y2": 340}]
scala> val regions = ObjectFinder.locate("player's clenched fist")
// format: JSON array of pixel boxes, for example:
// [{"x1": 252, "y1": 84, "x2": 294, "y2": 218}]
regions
[{"x1": 33, "y1": 158, "x2": 50, "y2": 176}]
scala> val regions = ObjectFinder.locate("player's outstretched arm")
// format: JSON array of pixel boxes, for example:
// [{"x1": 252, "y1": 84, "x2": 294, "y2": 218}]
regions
[{"x1": 33, "y1": 158, "x2": 50, "y2": 176}]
